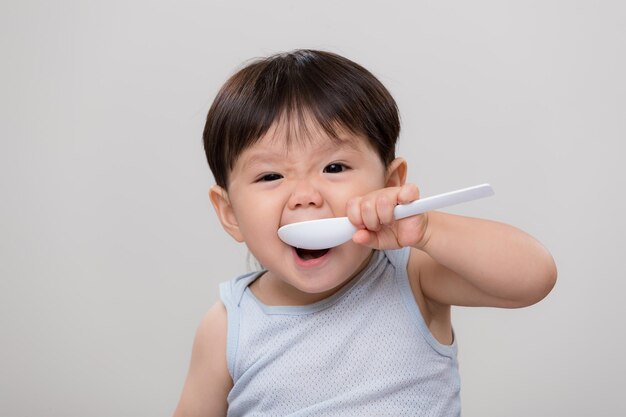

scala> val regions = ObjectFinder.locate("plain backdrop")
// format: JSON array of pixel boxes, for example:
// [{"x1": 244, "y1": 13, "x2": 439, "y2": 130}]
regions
[{"x1": 1, "y1": 1, "x2": 625, "y2": 416}]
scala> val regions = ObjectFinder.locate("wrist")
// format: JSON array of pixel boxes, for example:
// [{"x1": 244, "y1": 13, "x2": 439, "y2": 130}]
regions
[{"x1": 413, "y1": 211, "x2": 434, "y2": 251}]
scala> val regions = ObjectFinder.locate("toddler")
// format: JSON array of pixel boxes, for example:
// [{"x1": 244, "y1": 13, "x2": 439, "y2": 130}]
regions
[{"x1": 173, "y1": 50, "x2": 557, "y2": 417}]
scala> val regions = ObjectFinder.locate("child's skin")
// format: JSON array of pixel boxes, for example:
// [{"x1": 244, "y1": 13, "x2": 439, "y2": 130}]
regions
[{"x1": 173, "y1": 116, "x2": 557, "y2": 417}]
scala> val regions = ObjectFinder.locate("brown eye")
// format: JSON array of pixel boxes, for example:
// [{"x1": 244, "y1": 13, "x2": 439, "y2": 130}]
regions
[
  {"x1": 257, "y1": 173, "x2": 283, "y2": 182},
  {"x1": 323, "y1": 163, "x2": 348, "y2": 173}
]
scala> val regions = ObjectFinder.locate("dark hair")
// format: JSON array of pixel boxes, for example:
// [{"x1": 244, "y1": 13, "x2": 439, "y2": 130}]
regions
[{"x1": 203, "y1": 49, "x2": 400, "y2": 188}]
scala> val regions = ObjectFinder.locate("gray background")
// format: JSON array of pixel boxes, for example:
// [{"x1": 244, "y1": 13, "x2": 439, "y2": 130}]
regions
[{"x1": 1, "y1": 1, "x2": 624, "y2": 416}]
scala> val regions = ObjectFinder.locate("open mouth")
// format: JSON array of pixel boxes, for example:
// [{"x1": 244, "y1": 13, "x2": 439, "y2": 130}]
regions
[{"x1": 295, "y1": 247, "x2": 330, "y2": 261}]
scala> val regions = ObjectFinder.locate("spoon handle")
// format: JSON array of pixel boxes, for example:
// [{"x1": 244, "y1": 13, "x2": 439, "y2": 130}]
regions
[{"x1": 393, "y1": 183, "x2": 494, "y2": 220}]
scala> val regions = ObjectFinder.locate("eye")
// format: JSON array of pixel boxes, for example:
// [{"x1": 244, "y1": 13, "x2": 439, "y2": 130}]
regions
[
  {"x1": 323, "y1": 163, "x2": 349, "y2": 174},
  {"x1": 256, "y1": 173, "x2": 283, "y2": 182}
]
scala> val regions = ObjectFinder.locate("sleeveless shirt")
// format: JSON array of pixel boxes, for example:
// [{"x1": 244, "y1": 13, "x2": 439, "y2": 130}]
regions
[{"x1": 219, "y1": 248, "x2": 461, "y2": 416}]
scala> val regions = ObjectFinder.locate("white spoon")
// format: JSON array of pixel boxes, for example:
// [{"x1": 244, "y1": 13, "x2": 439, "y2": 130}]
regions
[{"x1": 277, "y1": 183, "x2": 494, "y2": 250}]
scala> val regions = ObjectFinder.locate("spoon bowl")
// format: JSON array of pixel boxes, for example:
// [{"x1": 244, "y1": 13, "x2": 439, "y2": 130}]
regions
[{"x1": 278, "y1": 183, "x2": 494, "y2": 250}]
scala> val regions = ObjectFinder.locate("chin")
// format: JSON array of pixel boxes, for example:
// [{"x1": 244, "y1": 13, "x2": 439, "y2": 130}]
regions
[{"x1": 288, "y1": 273, "x2": 351, "y2": 301}]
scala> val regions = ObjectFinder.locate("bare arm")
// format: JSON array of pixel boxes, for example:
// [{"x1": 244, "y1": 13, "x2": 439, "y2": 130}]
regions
[
  {"x1": 347, "y1": 180, "x2": 557, "y2": 309},
  {"x1": 412, "y1": 211, "x2": 557, "y2": 308},
  {"x1": 173, "y1": 302, "x2": 232, "y2": 417}
]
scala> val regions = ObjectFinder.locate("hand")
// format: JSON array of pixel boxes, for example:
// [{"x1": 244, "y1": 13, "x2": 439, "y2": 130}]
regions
[{"x1": 346, "y1": 183, "x2": 430, "y2": 250}]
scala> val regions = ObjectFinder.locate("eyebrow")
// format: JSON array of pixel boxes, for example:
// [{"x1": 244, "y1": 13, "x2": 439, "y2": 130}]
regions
[
  {"x1": 241, "y1": 136, "x2": 362, "y2": 168},
  {"x1": 241, "y1": 151, "x2": 284, "y2": 168}
]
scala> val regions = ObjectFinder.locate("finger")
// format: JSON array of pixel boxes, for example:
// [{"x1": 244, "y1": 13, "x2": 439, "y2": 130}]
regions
[
  {"x1": 376, "y1": 194, "x2": 395, "y2": 226},
  {"x1": 398, "y1": 183, "x2": 420, "y2": 204},
  {"x1": 352, "y1": 228, "x2": 378, "y2": 248},
  {"x1": 346, "y1": 196, "x2": 364, "y2": 228},
  {"x1": 360, "y1": 197, "x2": 382, "y2": 231}
]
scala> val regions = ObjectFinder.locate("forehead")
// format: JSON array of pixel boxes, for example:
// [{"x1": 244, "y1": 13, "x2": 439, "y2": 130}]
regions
[{"x1": 236, "y1": 119, "x2": 372, "y2": 168}]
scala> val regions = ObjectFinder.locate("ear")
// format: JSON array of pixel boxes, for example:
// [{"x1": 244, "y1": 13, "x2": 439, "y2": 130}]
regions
[
  {"x1": 385, "y1": 157, "x2": 407, "y2": 188},
  {"x1": 209, "y1": 185, "x2": 244, "y2": 242}
]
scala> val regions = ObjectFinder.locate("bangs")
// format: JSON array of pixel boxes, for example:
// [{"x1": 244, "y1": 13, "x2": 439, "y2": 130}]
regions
[{"x1": 204, "y1": 50, "x2": 400, "y2": 188}]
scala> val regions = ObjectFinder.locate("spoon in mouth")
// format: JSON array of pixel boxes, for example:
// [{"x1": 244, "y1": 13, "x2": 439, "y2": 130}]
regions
[{"x1": 278, "y1": 183, "x2": 494, "y2": 250}]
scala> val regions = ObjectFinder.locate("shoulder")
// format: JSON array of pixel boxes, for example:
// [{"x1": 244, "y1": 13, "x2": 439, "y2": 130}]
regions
[
  {"x1": 406, "y1": 248, "x2": 439, "y2": 316},
  {"x1": 193, "y1": 303, "x2": 230, "y2": 372},
  {"x1": 198, "y1": 301, "x2": 228, "y2": 341},
  {"x1": 187, "y1": 302, "x2": 229, "y2": 370},
  {"x1": 173, "y1": 302, "x2": 232, "y2": 417},
  {"x1": 406, "y1": 248, "x2": 453, "y2": 345}
]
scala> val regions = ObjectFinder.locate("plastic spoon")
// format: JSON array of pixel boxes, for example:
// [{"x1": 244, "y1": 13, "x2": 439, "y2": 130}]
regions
[{"x1": 277, "y1": 183, "x2": 494, "y2": 250}]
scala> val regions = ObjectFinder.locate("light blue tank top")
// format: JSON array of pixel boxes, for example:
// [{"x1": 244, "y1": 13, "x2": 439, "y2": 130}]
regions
[{"x1": 219, "y1": 248, "x2": 461, "y2": 416}]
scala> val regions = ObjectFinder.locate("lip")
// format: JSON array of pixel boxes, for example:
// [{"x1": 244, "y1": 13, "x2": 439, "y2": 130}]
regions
[
  {"x1": 280, "y1": 216, "x2": 335, "y2": 229},
  {"x1": 291, "y1": 246, "x2": 332, "y2": 268}
]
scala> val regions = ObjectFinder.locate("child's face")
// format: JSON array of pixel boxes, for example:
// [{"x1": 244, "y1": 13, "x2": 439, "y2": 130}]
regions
[{"x1": 212, "y1": 120, "x2": 402, "y2": 303}]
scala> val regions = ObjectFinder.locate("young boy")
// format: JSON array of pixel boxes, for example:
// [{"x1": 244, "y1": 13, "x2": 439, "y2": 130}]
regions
[{"x1": 174, "y1": 50, "x2": 557, "y2": 417}]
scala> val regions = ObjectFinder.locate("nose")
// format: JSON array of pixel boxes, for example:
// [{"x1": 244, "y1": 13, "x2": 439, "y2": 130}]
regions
[{"x1": 287, "y1": 179, "x2": 323, "y2": 210}]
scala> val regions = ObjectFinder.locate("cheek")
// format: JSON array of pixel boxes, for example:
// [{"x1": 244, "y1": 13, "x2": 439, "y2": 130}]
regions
[
  {"x1": 328, "y1": 177, "x2": 387, "y2": 214},
  {"x1": 232, "y1": 197, "x2": 283, "y2": 239}
]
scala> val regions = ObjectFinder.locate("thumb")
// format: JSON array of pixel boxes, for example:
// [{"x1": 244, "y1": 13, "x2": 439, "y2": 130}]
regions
[{"x1": 352, "y1": 229, "x2": 380, "y2": 248}]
